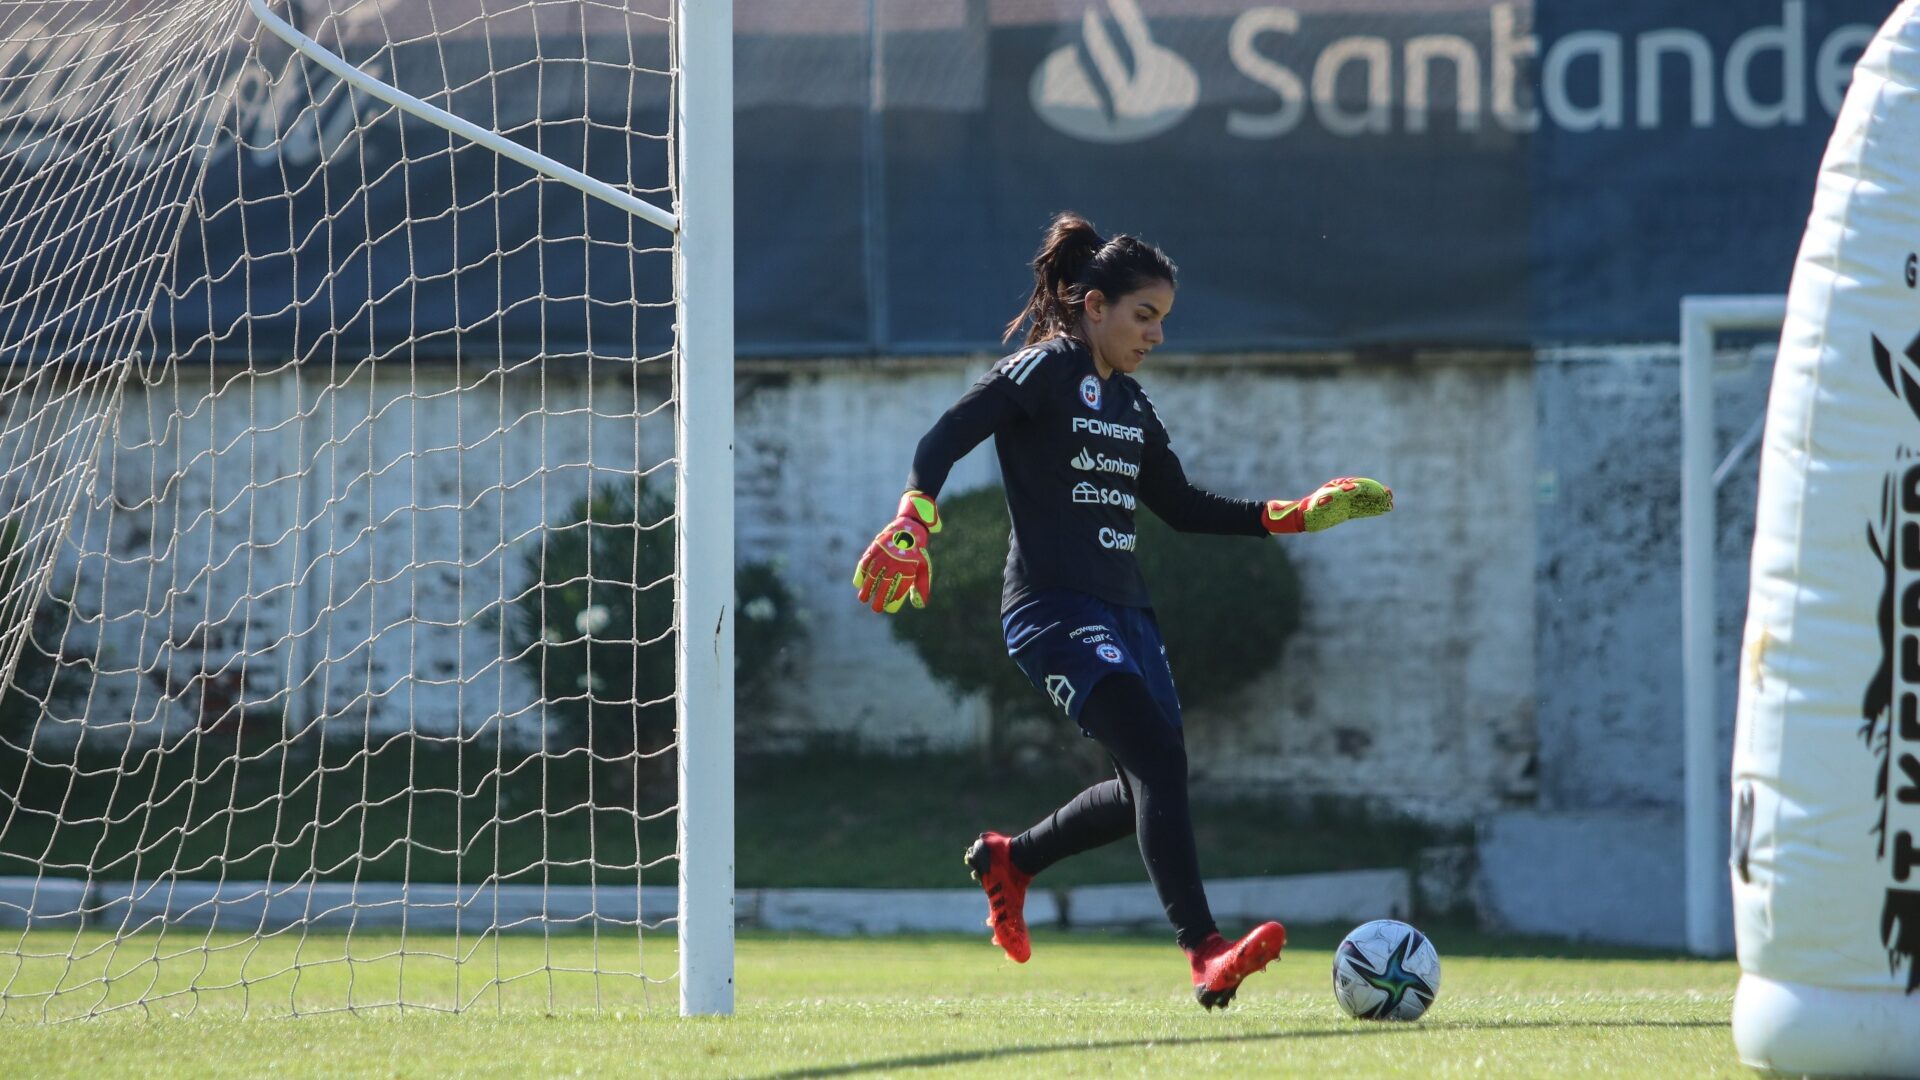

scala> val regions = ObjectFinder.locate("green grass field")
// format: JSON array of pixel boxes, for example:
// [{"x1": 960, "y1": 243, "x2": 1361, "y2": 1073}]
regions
[
  {"x1": 0, "y1": 744, "x2": 1455, "y2": 891},
  {"x1": 0, "y1": 925, "x2": 1746, "y2": 1078}
]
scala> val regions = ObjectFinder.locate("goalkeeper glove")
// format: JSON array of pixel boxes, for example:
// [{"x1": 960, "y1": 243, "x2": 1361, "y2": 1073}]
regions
[
  {"x1": 853, "y1": 490, "x2": 941, "y2": 613},
  {"x1": 1262, "y1": 477, "x2": 1393, "y2": 534}
]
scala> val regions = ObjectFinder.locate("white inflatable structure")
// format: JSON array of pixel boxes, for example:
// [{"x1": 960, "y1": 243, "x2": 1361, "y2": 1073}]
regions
[{"x1": 1733, "y1": 2, "x2": 1920, "y2": 1074}]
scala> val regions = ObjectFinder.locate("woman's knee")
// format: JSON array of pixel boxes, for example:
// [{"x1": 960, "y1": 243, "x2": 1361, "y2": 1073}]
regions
[
  {"x1": 1084, "y1": 673, "x2": 1188, "y2": 784},
  {"x1": 1129, "y1": 739, "x2": 1187, "y2": 793}
]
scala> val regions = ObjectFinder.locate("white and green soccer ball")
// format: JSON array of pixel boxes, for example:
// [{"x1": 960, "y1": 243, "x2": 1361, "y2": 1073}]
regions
[{"x1": 1331, "y1": 919, "x2": 1440, "y2": 1021}]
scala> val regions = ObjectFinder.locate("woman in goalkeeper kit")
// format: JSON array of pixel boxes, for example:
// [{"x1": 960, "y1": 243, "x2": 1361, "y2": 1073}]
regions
[{"x1": 851, "y1": 211, "x2": 1393, "y2": 1010}]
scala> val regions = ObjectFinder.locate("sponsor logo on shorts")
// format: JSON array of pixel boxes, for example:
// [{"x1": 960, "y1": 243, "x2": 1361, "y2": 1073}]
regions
[
  {"x1": 1068, "y1": 624, "x2": 1111, "y2": 639},
  {"x1": 1072, "y1": 481, "x2": 1136, "y2": 509},
  {"x1": 1079, "y1": 374, "x2": 1103, "y2": 410},
  {"x1": 1069, "y1": 447, "x2": 1139, "y2": 478},
  {"x1": 1046, "y1": 674, "x2": 1076, "y2": 712},
  {"x1": 1099, "y1": 527, "x2": 1137, "y2": 551},
  {"x1": 1071, "y1": 416, "x2": 1144, "y2": 443},
  {"x1": 1095, "y1": 643, "x2": 1124, "y2": 664}
]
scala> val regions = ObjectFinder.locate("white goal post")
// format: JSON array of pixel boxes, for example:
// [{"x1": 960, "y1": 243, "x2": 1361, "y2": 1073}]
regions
[
  {"x1": 668, "y1": 0, "x2": 736, "y2": 1020},
  {"x1": 0, "y1": 0, "x2": 732, "y2": 1020},
  {"x1": 1679, "y1": 293, "x2": 1785, "y2": 958},
  {"x1": 249, "y1": 0, "x2": 742, "y2": 1020}
]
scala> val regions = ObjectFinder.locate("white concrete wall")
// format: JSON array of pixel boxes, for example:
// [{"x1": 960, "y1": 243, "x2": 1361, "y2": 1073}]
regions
[
  {"x1": 19, "y1": 352, "x2": 1535, "y2": 823},
  {"x1": 19, "y1": 358, "x2": 673, "y2": 749},
  {"x1": 738, "y1": 353, "x2": 1538, "y2": 822}
]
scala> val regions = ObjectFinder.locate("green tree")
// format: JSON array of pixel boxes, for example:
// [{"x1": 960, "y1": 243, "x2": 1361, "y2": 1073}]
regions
[{"x1": 889, "y1": 486, "x2": 1301, "y2": 762}]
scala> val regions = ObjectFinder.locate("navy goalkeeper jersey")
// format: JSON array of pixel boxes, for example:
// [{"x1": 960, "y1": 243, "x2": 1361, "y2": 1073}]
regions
[
  {"x1": 988, "y1": 337, "x2": 1156, "y2": 609},
  {"x1": 915, "y1": 336, "x2": 1264, "y2": 612}
]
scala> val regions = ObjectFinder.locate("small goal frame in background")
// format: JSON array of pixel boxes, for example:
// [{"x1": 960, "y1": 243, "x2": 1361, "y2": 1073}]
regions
[{"x1": 1679, "y1": 293, "x2": 1785, "y2": 958}]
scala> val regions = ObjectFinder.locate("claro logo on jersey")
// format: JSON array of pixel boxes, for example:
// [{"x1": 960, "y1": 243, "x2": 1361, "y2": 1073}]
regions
[
  {"x1": 1072, "y1": 417, "x2": 1144, "y2": 443},
  {"x1": 1070, "y1": 447, "x2": 1140, "y2": 479},
  {"x1": 1031, "y1": 0, "x2": 1199, "y2": 144},
  {"x1": 1073, "y1": 481, "x2": 1136, "y2": 510},
  {"x1": 1099, "y1": 527, "x2": 1137, "y2": 551},
  {"x1": 1858, "y1": 326, "x2": 1920, "y2": 993}
]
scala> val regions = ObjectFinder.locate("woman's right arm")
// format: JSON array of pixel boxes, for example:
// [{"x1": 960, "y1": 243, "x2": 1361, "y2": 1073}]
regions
[
  {"x1": 855, "y1": 382, "x2": 1019, "y2": 613},
  {"x1": 906, "y1": 381, "x2": 1022, "y2": 498}
]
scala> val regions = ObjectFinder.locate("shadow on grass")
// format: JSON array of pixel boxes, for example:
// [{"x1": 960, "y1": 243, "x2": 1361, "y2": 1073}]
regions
[
  {"x1": 738, "y1": 924, "x2": 1729, "y2": 965},
  {"x1": 1269, "y1": 921, "x2": 1726, "y2": 963},
  {"x1": 750, "y1": 1018, "x2": 1728, "y2": 1079}
]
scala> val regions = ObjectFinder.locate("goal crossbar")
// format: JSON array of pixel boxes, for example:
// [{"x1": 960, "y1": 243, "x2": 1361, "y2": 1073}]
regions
[{"x1": 247, "y1": 0, "x2": 679, "y2": 235}]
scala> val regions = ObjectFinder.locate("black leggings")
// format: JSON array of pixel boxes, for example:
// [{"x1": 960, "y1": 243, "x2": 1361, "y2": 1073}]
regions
[{"x1": 1006, "y1": 674, "x2": 1217, "y2": 950}]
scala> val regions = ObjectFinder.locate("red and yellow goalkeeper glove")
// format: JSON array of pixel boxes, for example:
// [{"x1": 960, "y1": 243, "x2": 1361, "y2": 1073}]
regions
[
  {"x1": 853, "y1": 490, "x2": 942, "y2": 613},
  {"x1": 1262, "y1": 477, "x2": 1393, "y2": 534}
]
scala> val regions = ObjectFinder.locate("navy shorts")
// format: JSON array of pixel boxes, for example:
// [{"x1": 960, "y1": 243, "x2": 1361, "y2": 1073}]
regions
[{"x1": 1003, "y1": 589, "x2": 1182, "y2": 729}]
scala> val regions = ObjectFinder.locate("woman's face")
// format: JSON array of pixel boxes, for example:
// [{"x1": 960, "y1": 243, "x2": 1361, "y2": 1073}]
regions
[{"x1": 1083, "y1": 280, "x2": 1173, "y2": 378}]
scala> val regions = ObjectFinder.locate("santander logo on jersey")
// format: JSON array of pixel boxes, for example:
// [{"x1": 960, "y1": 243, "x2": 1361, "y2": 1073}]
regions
[
  {"x1": 1031, "y1": 0, "x2": 1199, "y2": 144},
  {"x1": 1071, "y1": 447, "x2": 1140, "y2": 479}
]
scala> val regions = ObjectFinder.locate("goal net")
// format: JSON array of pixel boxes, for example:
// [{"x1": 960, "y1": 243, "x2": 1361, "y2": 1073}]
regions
[{"x1": 0, "y1": 0, "x2": 733, "y2": 1019}]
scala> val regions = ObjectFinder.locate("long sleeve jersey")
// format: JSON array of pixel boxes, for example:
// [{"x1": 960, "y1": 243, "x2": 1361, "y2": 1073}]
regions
[{"x1": 908, "y1": 336, "x2": 1267, "y2": 612}]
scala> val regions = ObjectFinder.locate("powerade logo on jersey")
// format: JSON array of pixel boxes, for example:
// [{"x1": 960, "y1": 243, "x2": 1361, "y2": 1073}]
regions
[
  {"x1": 1072, "y1": 481, "x2": 1136, "y2": 510},
  {"x1": 1070, "y1": 448, "x2": 1140, "y2": 479},
  {"x1": 1079, "y1": 374, "x2": 1102, "y2": 410},
  {"x1": 1095, "y1": 643, "x2": 1124, "y2": 664},
  {"x1": 1099, "y1": 527, "x2": 1136, "y2": 551},
  {"x1": 1072, "y1": 417, "x2": 1145, "y2": 443}
]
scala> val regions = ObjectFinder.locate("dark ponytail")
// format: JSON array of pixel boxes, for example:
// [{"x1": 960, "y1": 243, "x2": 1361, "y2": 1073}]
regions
[{"x1": 1003, "y1": 211, "x2": 1178, "y2": 346}]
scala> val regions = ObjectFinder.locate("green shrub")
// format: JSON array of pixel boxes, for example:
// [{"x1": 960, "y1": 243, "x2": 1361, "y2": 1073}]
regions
[
  {"x1": 889, "y1": 486, "x2": 1301, "y2": 758},
  {"x1": 735, "y1": 558, "x2": 803, "y2": 709},
  {"x1": 496, "y1": 480, "x2": 801, "y2": 790},
  {"x1": 0, "y1": 524, "x2": 84, "y2": 751}
]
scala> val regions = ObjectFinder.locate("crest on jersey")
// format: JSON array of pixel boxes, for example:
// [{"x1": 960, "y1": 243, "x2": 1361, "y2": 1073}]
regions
[{"x1": 1079, "y1": 375, "x2": 1102, "y2": 410}]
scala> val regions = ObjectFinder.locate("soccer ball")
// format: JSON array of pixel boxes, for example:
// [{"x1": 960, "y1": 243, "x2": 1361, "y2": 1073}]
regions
[{"x1": 1331, "y1": 919, "x2": 1441, "y2": 1021}]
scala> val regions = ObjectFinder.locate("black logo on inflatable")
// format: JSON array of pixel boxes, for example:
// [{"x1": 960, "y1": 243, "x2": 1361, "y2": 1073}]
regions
[{"x1": 1862, "y1": 329, "x2": 1920, "y2": 993}]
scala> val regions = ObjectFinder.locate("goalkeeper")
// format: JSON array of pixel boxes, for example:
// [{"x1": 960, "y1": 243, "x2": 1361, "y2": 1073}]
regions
[{"x1": 852, "y1": 211, "x2": 1393, "y2": 1010}]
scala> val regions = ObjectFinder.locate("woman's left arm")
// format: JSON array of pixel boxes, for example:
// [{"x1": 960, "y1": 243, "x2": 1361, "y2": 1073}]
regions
[
  {"x1": 1136, "y1": 391, "x2": 1393, "y2": 537},
  {"x1": 1137, "y1": 418, "x2": 1268, "y2": 537}
]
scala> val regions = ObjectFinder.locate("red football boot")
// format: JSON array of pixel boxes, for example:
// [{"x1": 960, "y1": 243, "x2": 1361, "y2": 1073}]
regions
[
  {"x1": 1188, "y1": 921, "x2": 1287, "y2": 1010},
  {"x1": 964, "y1": 832, "x2": 1033, "y2": 963}
]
